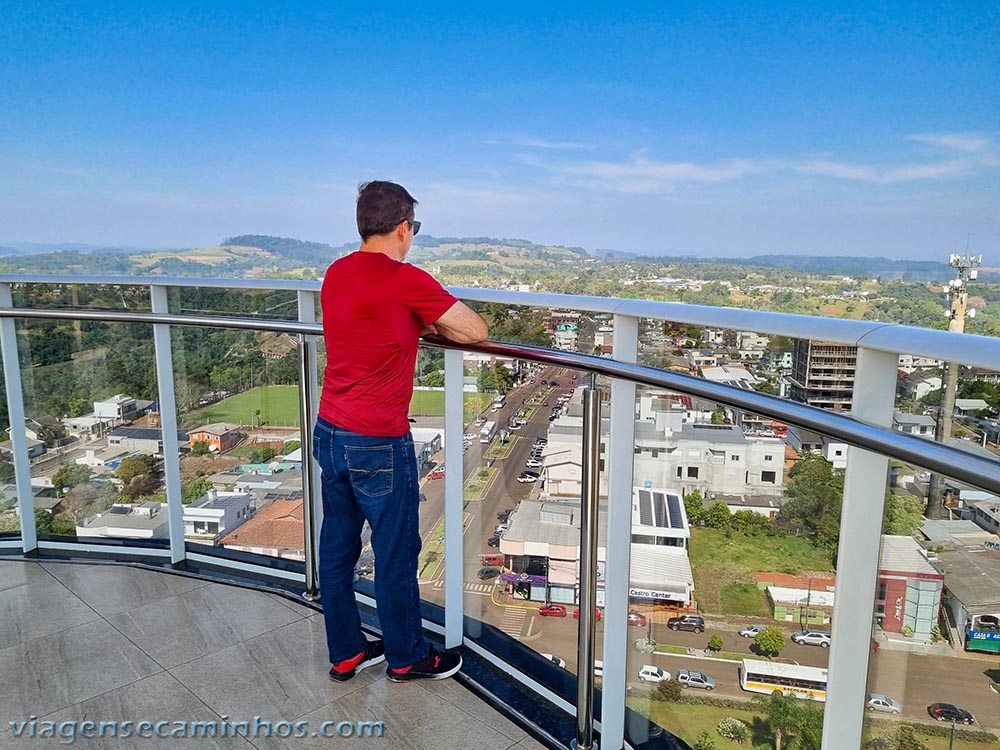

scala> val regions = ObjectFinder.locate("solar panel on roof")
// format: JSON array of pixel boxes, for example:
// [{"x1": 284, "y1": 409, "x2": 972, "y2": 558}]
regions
[
  {"x1": 637, "y1": 489, "x2": 653, "y2": 526},
  {"x1": 666, "y1": 493, "x2": 684, "y2": 528},
  {"x1": 652, "y1": 492, "x2": 668, "y2": 527}
]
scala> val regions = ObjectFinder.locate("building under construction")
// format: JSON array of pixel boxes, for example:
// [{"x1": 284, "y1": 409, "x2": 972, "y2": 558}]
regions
[{"x1": 788, "y1": 339, "x2": 858, "y2": 412}]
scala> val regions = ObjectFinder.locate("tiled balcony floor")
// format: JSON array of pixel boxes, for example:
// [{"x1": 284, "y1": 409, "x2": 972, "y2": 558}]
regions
[{"x1": 0, "y1": 560, "x2": 545, "y2": 750}]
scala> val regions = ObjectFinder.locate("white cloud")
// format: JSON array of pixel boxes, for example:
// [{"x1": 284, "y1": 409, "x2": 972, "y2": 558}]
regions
[
  {"x1": 791, "y1": 158, "x2": 971, "y2": 184},
  {"x1": 907, "y1": 132, "x2": 998, "y2": 155},
  {"x1": 487, "y1": 135, "x2": 594, "y2": 150}
]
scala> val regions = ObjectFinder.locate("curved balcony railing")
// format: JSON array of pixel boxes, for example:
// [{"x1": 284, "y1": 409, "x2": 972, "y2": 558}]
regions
[{"x1": 1, "y1": 275, "x2": 999, "y2": 750}]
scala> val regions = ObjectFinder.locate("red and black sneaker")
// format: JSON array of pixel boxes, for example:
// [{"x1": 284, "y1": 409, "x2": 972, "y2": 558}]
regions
[
  {"x1": 329, "y1": 639, "x2": 385, "y2": 682},
  {"x1": 386, "y1": 645, "x2": 462, "y2": 683}
]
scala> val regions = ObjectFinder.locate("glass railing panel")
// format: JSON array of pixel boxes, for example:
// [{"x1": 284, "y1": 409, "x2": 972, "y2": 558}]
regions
[
  {"x1": 0, "y1": 312, "x2": 167, "y2": 545},
  {"x1": 862, "y1": 463, "x2": 1000, "y2": 749},
  {"x1": 11, "y1": 281, "x2": 153, "y2": 313},
  {"x1": 622, "y1": 382, "x2": 835, "y2": 747},
  {"x1": 172, "y1": 324, "x2": 305, "y2": 561}
]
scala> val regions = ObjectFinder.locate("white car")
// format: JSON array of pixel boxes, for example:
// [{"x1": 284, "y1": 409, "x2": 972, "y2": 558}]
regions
[
  {"x1": 791, "y1": 630, "x2": 832, "y2": 648},
  {"x1": 464, "y1": 432, "x2": 477, "y2": 441},
  {"x1": 594, "y1": 659, "x2": 604, "y2": 677},
  {"x1": 867, "y1": 694, "x2": 902, "y2": 714},
  {"x1": 638, "y1": 665, "x2": 670, "y2": 683},
  {"x1": 540, "y1": 653, "x2": 566, "y2": 669},
  {"x1": 525, "y1": 459, "x2": 543, "y2": 468},
  {"x1": 517, "y1": 471, "x2": 540, "y2": 483},
  {"x1": 738, "y1": 625, "x2": 766, "y2": 638}
]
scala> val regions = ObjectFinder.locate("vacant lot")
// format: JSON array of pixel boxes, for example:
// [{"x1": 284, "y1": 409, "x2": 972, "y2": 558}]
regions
[
  {"x1": 183, "y1": 386, "x2": 300, "y2": 428},
  {"x1": 688, "y1": 528, "x2": 834, "y2": 614}
]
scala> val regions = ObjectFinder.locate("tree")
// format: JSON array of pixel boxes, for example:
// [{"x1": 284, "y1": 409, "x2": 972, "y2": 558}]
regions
[
  {"x1": 753, "y1": 691, "x2": 800, "y2": 750},
  {"x1": 704, "y1": 502, "x2": 731, "y2": 529},
  {"x1": 780, "y1": 453, "x2": 844, "y2": 551},
  {"x1": 0, "y1": 459, "x2": 14, "y2": 483},
  {"x1": 707, "y1": 633, "x2": 724, "y2": 652},
  {"x1": 116, "y1": 455, "x2": 156, "y2": 484},
  {"x1": 52, "y1": 463, "x2": 92, "y2": 493},
  {"x1": 755, "y1": 627, "x2": 786, "y2": 657},
  {"x1": 650, "y1": 679, "x2": 682, "y2": 701},
  {"x1": 493, "y1": 363, "x2": 513, "y2": 393},
  {"x1": 711, "y1": 406, "x2": 727, "y2": 424},
  {"x1": 684, "y1": 489, "x2": 705, "y2": 524},
  {"x1": 786, "y1": 700, "x2": 823, "y2": 750},
  {"x1": 49, "y1": 514, "x2": 78, "y2": 535},
  {"x1": 424, "y1": 370, "x2": 445, "y2": 387},
  {"x1": 882, "y1": 493, "x2": 924, "y2": 536},
  {"x1": 692, "y1": 732, "x2": 717, "y2": 750},
  {"x1": 182, "y1": 476, "x2": 213, "y2": 505},
  {"x1": 191, "y1": 440, "x2": 210, "y2": 456},
  {"x1": 477, "y1": 364, "x2": 497, "y2": 393},
  {"x1": 864, "y1": 725, "x2": 929, "y2": 750}
]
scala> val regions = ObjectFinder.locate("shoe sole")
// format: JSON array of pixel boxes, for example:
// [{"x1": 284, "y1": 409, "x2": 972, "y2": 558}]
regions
[
  {"x1": 385, "y1": 656, "x2": 462, "y2": 683},
  {"x1": 329, "y1": 653, "x2": 386, "y2": 682}
]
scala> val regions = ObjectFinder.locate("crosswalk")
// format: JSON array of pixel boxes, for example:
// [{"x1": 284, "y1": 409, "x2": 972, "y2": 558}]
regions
[
  {"x1": 432, "y1": 580, "x2": 495, "y2": 595},
  {"x1": 499, "y1": 607, "x2": 526, "y2": 638}
]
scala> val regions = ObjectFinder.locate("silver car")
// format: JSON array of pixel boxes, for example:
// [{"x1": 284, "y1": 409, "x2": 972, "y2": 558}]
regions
[
  {"x1": 791, "y1": 629, "x2": 831, "y2": 648},
  {"x1": 867, "y1": 694, "x2": 902, "y2": 714}
]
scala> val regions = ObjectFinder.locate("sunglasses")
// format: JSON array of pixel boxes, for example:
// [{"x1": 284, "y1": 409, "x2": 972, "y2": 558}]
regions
[{"x1": 406, "y1": 219, "x2": 421, "y2": 236}]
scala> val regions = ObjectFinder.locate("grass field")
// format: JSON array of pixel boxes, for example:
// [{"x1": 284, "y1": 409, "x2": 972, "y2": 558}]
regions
[
  {"x1": 182, "y1": 386, "x2": 301, "y2": 428},
  {"x1": 628, "y1": 697, "x2": 992, "y2": 749},
  {"x1": 182, "y1": 387, "x2": 493, "y2": 428},
  {"x1": 688, "y1": 528, "x2": 834, "y2": 613},
  {"x1": 720, "y1": 582, "x2": 767, "y2": 616}
]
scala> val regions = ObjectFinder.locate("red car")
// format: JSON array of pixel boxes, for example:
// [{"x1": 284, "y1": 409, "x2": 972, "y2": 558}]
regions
[
  {"x1": 481, "y1": 554, "x2": 504, "y2": 566},
  {"x1": 427, "y1": 466, "x2": 445, "y2": 480},
  {"x1": 539, "y1": 603, "x2": 567, "y2": 617},
  {"x1": 627, "y1": 611, "x2": 647, "y2": 627},
  {"x1": 573, "y1": 607, "x2": 603, "y2": 621}
]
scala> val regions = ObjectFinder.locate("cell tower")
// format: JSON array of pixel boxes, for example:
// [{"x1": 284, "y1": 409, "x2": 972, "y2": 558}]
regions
[{"x1": 926, "y1": 253, "x2": 982, "y2": 519}]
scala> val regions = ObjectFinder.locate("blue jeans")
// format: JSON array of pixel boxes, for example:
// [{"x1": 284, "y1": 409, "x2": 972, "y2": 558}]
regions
[{"x1": 313, "y1": 417, "x2": 428, "y2": 669}]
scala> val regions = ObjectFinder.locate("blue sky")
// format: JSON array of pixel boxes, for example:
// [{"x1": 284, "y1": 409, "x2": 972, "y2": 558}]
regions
[{"x1": 1, "y1": 2, "x2": 998, "y2": 260}]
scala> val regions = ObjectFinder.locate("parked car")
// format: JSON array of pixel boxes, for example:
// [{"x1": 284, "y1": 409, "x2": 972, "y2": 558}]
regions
[
  {"x1": 791, "y1": 629, "x2": 832, "y2": 648},
  {"x1": 487, "y1": 535, "x2": 501, "y2": 547},
  {"x1": 495, "y1": 523, "x2": 509, "y2": 534},
  {"x1": 517, "y1": 471, "x2": 540, "y2": 483},
  {"x1": 867, "y1": 694, "x2": 902, "y2": 714},
  {"x1": 676, "y1": 669, "x2": 715, "y2": 690},
  {"x1": 427, "y1": 465, "x2": 445, "y2": 480},
  {"x1": 539, "y1": 603, "x2": 568, "y2": 617},
  {"x1": 738, "y1": 625, "x2": 766, "y2": 638},
  {"x1": 667, "y1": 615, "x2": 705, "y2": 633},
  {"x1": 525, "y1": 459, "x2": 543, "y2": 468},
  {"x1": 573, "y1": 607, "x2": 603, "y2": 621},
  {"x1": 481, "y1": 553, "x2": 504, "y2": 566},
  {"x1": 540, "y1": 653, "x2": 566, "y2": 668},
  {"x1": 464, "y1": 432, "x2": 477, "y2": 441},
  {"x1": 927, "y1": 703, "x2": 975, "y2": 724},
  {"x1": 638, "y1": 665, "x2": 670, "y2": 683},
  {"x1": 593, "y1": 659, "x2": 604, "y2": 678},
  {"x1": 627, "y1": 611, "x2": 648, "y2": 627},
  {"x1": 497, "y1": 509, "x2": 513, "y2": 522},
  {"x1": 477, "y1": 567, "x2": 501, "y2": 580}
]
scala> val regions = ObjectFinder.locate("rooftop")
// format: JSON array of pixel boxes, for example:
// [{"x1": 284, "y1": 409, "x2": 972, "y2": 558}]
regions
[
  {"x1": 935, "y1": 546, "x2": 1000, "y2": 610},
  {"x1": 192, "y1": 422, "x2": 242, "y2": 435},
  {"x1": 878, "y1": 535, "x2": 942, "y2": 576}
]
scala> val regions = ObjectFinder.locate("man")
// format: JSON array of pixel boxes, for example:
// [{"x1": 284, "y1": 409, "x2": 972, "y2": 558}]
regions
[{"x1": 315, "y1": 181, "x2": 488, "y2": 683}]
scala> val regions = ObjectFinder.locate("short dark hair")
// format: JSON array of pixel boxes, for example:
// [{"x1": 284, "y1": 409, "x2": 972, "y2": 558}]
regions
[{"x1": 356, "y1": 181, "x2": 418, "y2": 240}]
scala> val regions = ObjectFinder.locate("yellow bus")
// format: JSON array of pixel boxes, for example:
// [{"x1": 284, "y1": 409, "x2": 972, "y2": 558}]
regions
[{"x1": 740, "y1": 659, "x2": 827, "y2": 702}]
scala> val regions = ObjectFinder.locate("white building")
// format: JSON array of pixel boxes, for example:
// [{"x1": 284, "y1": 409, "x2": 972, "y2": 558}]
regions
[
  {"x1": 893, "y1": 412, "x2": 936, "y2": 438},
  {"x1": 93, "y1": 394, "x2": 142, "y2": 425},
  {"x1": 183, "y1": 490, "x2": 252, "y2": 544},
  {"x1": 76, "y1": 502, "x2": 169, "y2": 540}
]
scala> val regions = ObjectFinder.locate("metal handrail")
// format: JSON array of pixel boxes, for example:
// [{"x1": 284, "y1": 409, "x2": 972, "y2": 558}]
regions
[{"x1": 1, "y1": 305, "x2": 998, "y2": 494}]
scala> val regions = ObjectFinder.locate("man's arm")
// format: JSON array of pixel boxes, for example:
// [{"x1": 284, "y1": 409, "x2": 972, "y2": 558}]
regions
[{"x1": 432, "y1": 301, "x2": 488, "y2": 344}]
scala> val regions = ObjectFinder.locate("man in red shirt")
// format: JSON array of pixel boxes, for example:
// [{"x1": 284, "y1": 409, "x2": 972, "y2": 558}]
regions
[{"x1": 317, "y1": 181, "x2": 487, "y2": 683}]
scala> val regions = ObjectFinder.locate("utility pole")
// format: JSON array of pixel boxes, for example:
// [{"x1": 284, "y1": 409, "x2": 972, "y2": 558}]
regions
[{"x1": 927, "y1": 253, "x2": 981, "y2": 519}]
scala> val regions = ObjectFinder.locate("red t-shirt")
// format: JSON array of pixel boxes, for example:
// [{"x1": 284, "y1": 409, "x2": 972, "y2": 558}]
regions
[{"x1": 318, "y1": 251, "x2": 457, "y2": 436}]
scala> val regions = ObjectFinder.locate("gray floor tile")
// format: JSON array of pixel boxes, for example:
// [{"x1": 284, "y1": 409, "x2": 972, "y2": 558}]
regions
[
  {"x1": 107, "y1": 583, "x2": 305, "y2": 669},
  {"x1": 0, "y1": 619, "x2": 162, "y2": 726},
  {"x1": 40, "y1": 563, "x2": 209, "y2": 616},
  {"x1": 0, "y1": 572, "x2": 101, "y2": 650},
  {"x1": 0, "y1": 561, "x2": 54, "y2": 593},
  {"x1": 170, "y1": 617, "x2": 375, "y2": 721},
  {"x1": 513, "y1": 740, "x2": 551, "y2": 750},
  {"x1": 0, "y1": 671, "x2": 252, "y2": 750},
  {"x1": 421, "y1": 678, "x2": 528, "y2": 742},
  {"x1": 266, "y1": 591, "x2": 321, "y2": 618}
]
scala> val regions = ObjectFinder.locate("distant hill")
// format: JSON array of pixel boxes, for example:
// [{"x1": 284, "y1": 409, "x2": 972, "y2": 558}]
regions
[{"x1": 739, "y1": 254, "x2": 951, "y2": 281}]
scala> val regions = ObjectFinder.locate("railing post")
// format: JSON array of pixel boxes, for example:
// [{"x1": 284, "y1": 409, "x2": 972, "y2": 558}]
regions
[
  {"x1": 601, "y1": 313, "x2": 639, "y2": 750},
  {"x1": 823, "y1": 346, "x2": 898, "y2": 750},
  {"x1": 150, "y1": 285, "x2": 185, "y2": 564},
  {"x1": 297, "y1": 334, "x2": 320, "y2": 600},
  {"x1": 0, "y1": 283, "x2": 37, "y2": 552},
  {"x1": 574, "y1": 378, "x2": 602, "y2": 750},
  {"x1": 297, "y1": 291, "x2": 321, "y2": 600},
  {"x1": 443, "y1": 347, "x2": 465, "y2": 648}
]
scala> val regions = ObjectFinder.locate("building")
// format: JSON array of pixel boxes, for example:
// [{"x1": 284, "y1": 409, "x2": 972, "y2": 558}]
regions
[
  {"x1": 219, "y1": 498, "x2": 305, "y2": 561},
  {"x1": 0, "y1": 437, "x2": 45, "y2": 460},
  {"x1": 75, "y1": 446, "x2": 131, "y2": 469},
  {"x1": 108, "y1": 426, "x2": 188, "y2": 456},
  {"x1": 954, "y1": 398, "x2": 991, "y2": 416},
  {"x1": 76, "y1": 502, "x2": 169, "y2": 540},
  {"x1": 898, "y1": 371, "x2": 942, "y2": 401},
  {"x1": 767, "y1": 585, "x2": 835, "y2": 625},
  {"x1": 189, "y1": 423, "x2": 242, "y2": 453},
  {"x1": 410, "y1": 427, "x2": 442, "y2": 468},
  {"x1": 968, "y1": 496, "x2": 1000, "y2": 535},
  {"x1": 93, "y1": 394, "x2": 145, "y2": 425},
  {"x1": 875, "y1": 535, "x2": 944, "y2": 640},
  {"x1": 893, "y1": 412, "x2": 936, "y2": 438},
  {"x1": 936, "y1": 545, "x2": 1000, "y2": 654},
  {"x1": 788, "y1": 339, "x2": 857, "y2": 412},
  {"x1": 183, "y1": 490, "x2": 252, "y2": 544},
  {"x1": 62, "y1": 413, "x2": 114, "y2": 439},
  {"x1": 897, "y1": 353, "x2": 941, "y2": 374}
]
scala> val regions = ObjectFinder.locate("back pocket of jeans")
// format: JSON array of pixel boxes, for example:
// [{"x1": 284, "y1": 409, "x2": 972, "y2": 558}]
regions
[{"x1": 344, "y1": 445, "x2": 394, "y2": 497}]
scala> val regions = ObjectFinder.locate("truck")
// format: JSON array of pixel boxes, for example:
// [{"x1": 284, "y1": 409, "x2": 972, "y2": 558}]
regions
[{"x1": 480, "y1": 420, "x2": 497, "y2": 443}]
